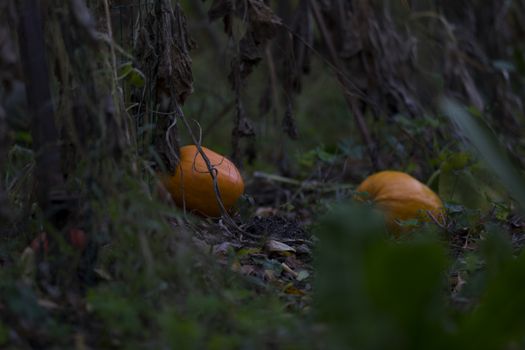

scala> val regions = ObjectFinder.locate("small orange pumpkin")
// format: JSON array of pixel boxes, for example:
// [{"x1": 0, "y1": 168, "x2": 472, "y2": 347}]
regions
[
  {"x1": 356, "y1": 171, "x2": 444, "y2": 230},
  {"x1": 161, "y1": 145, "x2": 244, "y2": 217}
]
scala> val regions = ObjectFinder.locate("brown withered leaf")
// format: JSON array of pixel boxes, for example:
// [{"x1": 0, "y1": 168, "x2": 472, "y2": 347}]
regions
[
  {"x1": 243, "y1": 0, "x2": 282, "y2": 43},
  {"x1": 136, "y1": 0, "x2": 194, "y2": 106},
  {"x1": 133, "y1": 0, "x2": 194, "y2": 171},
  {"x1": 238, "y1": 0, "x2": 281, "y2": 74},
  {"x1": 210, "y1": 0, "x2": 282, "y2": 164}
]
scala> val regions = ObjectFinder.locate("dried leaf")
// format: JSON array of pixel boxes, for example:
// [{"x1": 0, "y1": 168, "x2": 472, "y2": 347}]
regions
[
  {"x1": 281, "y1": 262, "x2": 298, "y2": 278},
  {"x1": 37, "y1": 299, "x2": 60, "y2": 310},
  {"x1": 231, "y1": 260, "x2": 242, "y2": 272},
  {"x1": 212, "y1": 241, "x2": 239, "y2": 255},
  {"x1": 239, "y1": 264, "x2": 256, "y2": 276},
  {"x1": 264, "y1": 269, "x2": 277, "y2": 281},
  {"x1": 265, "y1": 240, "x2": 296, "y2": 253},
  {"x1": 254, "y1": 207, "x2": 279, "y2": 217},
  {"x1": 135, "y1": 0, "x2": 194, "y2": 105},
  {"x1": 296, "y1": 270, "x2": 310, "y2": 281},
  {"x1": 295, "y1": 244, "x2": 311, "y2": 255},
  {"x1": 283, "y1": 283, "x2": 306, "y2": 296},
  {"x1": 93, "y1": 268, "x2": 113, "y2": 281}
]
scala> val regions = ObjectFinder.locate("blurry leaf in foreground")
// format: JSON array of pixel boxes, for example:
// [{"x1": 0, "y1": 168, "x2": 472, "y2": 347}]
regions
[
  {"x1": 439, "y1": 164, "x2": 508, "y2": 212},
  {"x1": 440, "y1": 98, "x2": 525, "y2": 212},
  {"x1": 161, "y1": 308, "x2": 202, "y2": 350},
  {"x1": 480, "y1": 223, "x2": 513, "y2": 278},
  {"x1": 0, "y1": 322, "x2": 7, "y2": 346},
  {"x1": 87, "y1": 288, "x2": 143, "y2": 337},
  {"x1": 313, "y1": 202, "x2": 452, "y2": 350},
  {"x1": 460, "y1": 246, "x2": 525, "y2": 350}
]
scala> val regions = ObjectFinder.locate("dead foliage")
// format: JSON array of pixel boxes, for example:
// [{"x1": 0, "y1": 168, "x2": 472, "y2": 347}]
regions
[
  {"x1": 133, "y1": 0, "x2": 195, "y2": 172},
  {"x1": 207, "y1": 0, "x2": 282, "y2": 165},
  {"x1": 203, "y1": 0, "x2": 525, "y2": 171}
]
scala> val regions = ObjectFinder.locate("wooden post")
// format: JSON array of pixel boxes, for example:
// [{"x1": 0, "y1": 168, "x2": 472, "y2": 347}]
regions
[{"x1": 17, "y1": 0, "x2": 65, "y2": 222}]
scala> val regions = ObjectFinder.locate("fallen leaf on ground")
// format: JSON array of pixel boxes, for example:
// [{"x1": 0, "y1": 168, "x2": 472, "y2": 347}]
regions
[
  {"x1": 38, "y1": 299, "x2": 60, "y2": 310},
  {"x1": 255, "y1": 207, "x2": 279, "y2": 217},
  {"x1": 265, "y1": 240, "x2": 296, "y2": 254},
  {"x1": 281, "y1": 262, "x2": 298, "y2": 278},
  {"x1": 283, "y1": 283, "x2": 306, "y2": 296},
  {"x1": 296, "y1": 270, "x2": 310, "y2": 281},
  {"x1": 264, "y1": 269, "x2": 277, "y2": 281},
  {"x1": 239, "y1": 264, "x2": 256, "y2": 276},
  {"x1": 93, "y1": 268, "x2": 113, "y2": 281}
]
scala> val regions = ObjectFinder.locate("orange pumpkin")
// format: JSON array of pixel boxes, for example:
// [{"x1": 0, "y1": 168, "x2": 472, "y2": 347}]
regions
[
  {"x1": 161, "y1": 145, "x2": 244, "y2": 217},
  {"x1": 356, "y1": 171, "x2": 444, "y2": 229}
]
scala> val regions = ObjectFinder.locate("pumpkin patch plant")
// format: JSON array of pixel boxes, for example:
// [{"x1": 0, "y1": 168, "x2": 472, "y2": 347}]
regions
[
  {"x1": 161, "y1": 145, "x2": 244, "y2": 217},
  {"x1": 356, "y1": 171, "x2": 445, "y2": 231}
]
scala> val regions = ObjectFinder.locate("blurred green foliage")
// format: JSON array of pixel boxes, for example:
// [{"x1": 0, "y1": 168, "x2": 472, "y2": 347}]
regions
[
  {"x1": 314, "y1": 202, "x2": 525, "y2": 350},
  {"x1": 441, "y1": 99, "x2": 525, "y2": 213}
]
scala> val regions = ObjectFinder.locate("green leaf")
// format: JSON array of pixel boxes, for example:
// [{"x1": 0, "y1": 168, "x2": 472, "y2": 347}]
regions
[
  {"x1": 117, "y1": 62, "x2": 134, "y2": 79},
  {"x1": 460, "y1": 235, "x2": 525, "y2": 349},
  {"x1": 438, "y1": 167, "x2": 490, "y2": 211},
  {"x1": 87, "y1": 288, "x2": 143, "y2": 336},
  {"x1": 128, "y1": 69, "x2": 146, "y2": 88},
  {"x1": 316, "y1": 148, "x2": 337, "y2": 163},
  {"x1": 15, "y1": 131, "x2": 32, "y2": 144},
  {"x1": 313, "y1": 202, "x2": 452, "y2": 350},
  {"x1": 118, "y1": 62, "x2": 146, "y2": 88},
  {"x1": 440, "y1": 98, "x2": 525, "y2": 213}
]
